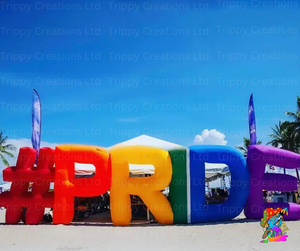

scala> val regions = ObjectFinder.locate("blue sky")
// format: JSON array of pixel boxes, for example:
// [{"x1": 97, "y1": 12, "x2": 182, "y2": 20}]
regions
[{"x1": 1, "y1": 0, "x2": 300, "y2": 151}]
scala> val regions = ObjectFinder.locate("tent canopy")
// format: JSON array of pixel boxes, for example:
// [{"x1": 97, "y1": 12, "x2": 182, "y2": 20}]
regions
[
  {"x1": 129, "y1": 164, "x2": 154, "y2": 175},
  {"x1": 108, "y1": 134, "x2": 185, "y2": 151},
  {"x1": 205, "y1": 163, "x2": 230, "y2": 182},
  {"x1": 74, "y1": 163, "x2": 95, "y2": 177},
  {"x1": 107, "y1": 134, "x2": 185, "y2": 175}
]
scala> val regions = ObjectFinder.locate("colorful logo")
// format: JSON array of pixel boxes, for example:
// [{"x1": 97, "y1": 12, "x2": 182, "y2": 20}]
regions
[{"x1": 260, "y1": 207, "x2": 289, "y2": 243}]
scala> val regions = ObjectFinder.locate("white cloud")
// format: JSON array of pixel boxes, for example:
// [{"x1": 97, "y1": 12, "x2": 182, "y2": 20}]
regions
[
  {"x1": 193, "y1": 129, "x2": 227, "y2": 145},
  {"x1": 0, "y1": 138, "x2": 57, "y2": 184}
]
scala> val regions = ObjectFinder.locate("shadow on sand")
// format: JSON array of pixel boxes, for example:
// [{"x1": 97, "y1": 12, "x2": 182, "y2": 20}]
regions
[{"x1": 0, "y1": 217, "x2": 259, "y2": 227}]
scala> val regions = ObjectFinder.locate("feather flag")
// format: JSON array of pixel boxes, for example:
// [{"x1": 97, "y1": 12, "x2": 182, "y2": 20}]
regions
[
  {"x1": 31, "y1": 89, "x2": 41, "y2": 163},
  {"x1": 248, "y1": 93, "x2": 257, "y2": 145}
]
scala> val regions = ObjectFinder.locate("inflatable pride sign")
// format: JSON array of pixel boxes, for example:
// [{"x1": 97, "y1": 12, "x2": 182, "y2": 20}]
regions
[{"x1": 1, "y1": 137, "x2": 300, "y2": 225}]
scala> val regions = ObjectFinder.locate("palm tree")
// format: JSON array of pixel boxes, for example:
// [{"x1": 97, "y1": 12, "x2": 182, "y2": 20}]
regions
[
  {"x1": 235, "y1": 137, "x2": 262, "y2": 157},
  {"x1": 285, "y1": 96, "x2": 300, "y2": 128},
  {"x1": 285, "y1": 96, "x2": 300, "y2": 152},
  {"x1": 267, "y1": 121, "x2": 299, "y2": 152},
  {"x1": 0, "y1": 131, "x2": 16, "y2": 167}
]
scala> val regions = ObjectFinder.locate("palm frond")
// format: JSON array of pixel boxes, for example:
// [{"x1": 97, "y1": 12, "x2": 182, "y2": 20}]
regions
[
  {"x1": 0, "y1": 134, "x2": 7, "y2": 145},
  {"x1": 1, "y1": 150, "x2": 14, "y2": 158},
  {"x1": 2, "y1": 144, "x2": 17, "y2": 151},
  {"x1": 0, "y1": 131, "x2": 16, "y2": 162},
  {"x1": 235, "y1": 146, "x2": 246, "y2": 152},
  {"x1": 0, "y1": 153, "x2": 9, "y2": 167},
  {"x1": 235, "y1": 137, "x2": 262, "y2": 157},
  {"x1": 296, "y1": 96, "x2": 300, "y2": 111},
  {"x1": 269, "y1": 100, "x2": 300, "y2": 153}
]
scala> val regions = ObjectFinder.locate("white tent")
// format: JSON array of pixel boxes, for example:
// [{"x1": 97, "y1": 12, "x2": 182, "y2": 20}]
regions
[
  {"x1": 205, "y1": 163, "x2": 230, "y2": 182},
  {"x1": 108, "y1": 135, "x2": 185, "y2": 175},
  {"x1": 128, "y1": 164, "x2": 154, "y2": 175},
  {"x1": 74, "y1": 163, "x2": 95, "y2": 177},
  {"x1": 108, "y1": 134, "x2": 184, "y2": 151},
  {"x1": 0, "y1": 182, "x2": 11, "y2": 193}
]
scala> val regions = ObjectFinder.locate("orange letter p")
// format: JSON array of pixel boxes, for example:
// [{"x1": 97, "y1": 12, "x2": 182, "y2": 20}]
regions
[{"x1": 53, "y1": 144, "x2": 110, "y2": 224}]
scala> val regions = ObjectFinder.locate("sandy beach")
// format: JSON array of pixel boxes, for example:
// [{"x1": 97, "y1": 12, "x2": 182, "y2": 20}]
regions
[{"x1": 0, "y1": 210, "x2": 298, "y2": 251}]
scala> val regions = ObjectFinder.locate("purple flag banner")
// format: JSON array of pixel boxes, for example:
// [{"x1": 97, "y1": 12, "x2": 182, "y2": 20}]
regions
[
  {"x1": 31, "y1": 89, "x2": 41, "y2": 163},
  {"x1": 248, "y1": 93, "x2": 257, "y2": 145}
]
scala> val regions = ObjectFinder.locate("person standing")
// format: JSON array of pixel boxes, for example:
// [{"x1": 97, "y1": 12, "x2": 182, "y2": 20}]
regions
[
  {"x1": 286, "y1": 191, "x2": 291, "y2": 202},
  {"x1": 263, "y1": 190, "x2": 267, "y2": 202},
  {"x1": 292, "y1": 191, "x2": 296, "y2": 203},
  {"x1": 267, "y1": 191, "x2": 272, "y2": 203}
]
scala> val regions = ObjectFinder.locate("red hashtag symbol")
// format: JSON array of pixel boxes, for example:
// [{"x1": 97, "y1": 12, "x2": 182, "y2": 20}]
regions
[{"x1": 0, "y1": 147, "x2": 55, "y2": 224}]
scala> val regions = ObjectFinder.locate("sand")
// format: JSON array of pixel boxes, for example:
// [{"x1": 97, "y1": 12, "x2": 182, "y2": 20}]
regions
[{"x1": 0, "y1": 210, "x2": 299, "y2": 251}]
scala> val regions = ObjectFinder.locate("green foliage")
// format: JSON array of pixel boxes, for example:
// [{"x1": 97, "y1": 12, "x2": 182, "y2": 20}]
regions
[
  {"x1": 268, "y1": 96, "x2": 300, "y2": 153},
  {"x1": 0, "y1": 131, "x2": 16, "y2": 167},
  {"x1": 235, "y1": 137, "x2": 262, "y2": 157}
]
